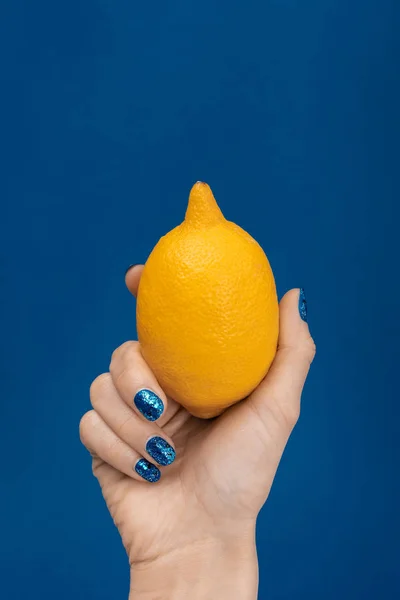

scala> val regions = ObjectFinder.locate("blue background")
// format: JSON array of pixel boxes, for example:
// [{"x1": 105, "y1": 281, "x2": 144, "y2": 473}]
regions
[{"x1": 1, "y1": 1, "x2": 399, "y2": 598}]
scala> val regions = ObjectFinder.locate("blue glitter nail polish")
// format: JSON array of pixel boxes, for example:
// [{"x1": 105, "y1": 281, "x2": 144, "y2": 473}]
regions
[
  {"x1": 146, "y1": 436, "x2": 176, "y2": 466},
  {"x1": 298, "y1": 288, "x2": 307, "y2": 322},
  {"x1": 135, "y1": 458, "x2": 161, "y2": 482},
  {"x1": 134, "y1": 389, "x2": 164, "y2": 421}
]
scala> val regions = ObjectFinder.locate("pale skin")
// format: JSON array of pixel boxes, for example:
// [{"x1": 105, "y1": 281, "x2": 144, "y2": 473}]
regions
[{"x1": 79, "y1": 265, "x2": 316, "y2": 599}]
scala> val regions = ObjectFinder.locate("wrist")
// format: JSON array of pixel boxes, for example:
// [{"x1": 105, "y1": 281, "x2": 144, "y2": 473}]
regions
[{"x1": 129, "y1": 528, "x2": 258, "y2": 600}]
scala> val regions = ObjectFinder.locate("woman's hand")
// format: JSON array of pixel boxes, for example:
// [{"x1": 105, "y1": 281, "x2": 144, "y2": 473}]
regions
[{"x1": 79, "y1": 266, "x2": 315, "y2": 600}]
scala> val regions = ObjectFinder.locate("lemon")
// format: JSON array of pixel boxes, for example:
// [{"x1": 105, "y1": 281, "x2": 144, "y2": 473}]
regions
[{"x1": 137, "y1": 182, "x2": 279, "y2": 418}]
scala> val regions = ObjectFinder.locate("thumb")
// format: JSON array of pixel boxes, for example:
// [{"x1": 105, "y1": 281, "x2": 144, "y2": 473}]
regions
[
  {"x1": 207, "y1": 289, "x2": 315, "y2": 514},
  {"x1": 249, "y1": 288, "x2": 316, "y2": 433}
]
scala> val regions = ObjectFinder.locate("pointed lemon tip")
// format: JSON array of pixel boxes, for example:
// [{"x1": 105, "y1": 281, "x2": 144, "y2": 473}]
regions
[
  {"x1": 185, "y1": 181, "x2": 224, "y2": 227},
  {"x1": 191, "y1": 180, "x2": 212, "y2": 197}
]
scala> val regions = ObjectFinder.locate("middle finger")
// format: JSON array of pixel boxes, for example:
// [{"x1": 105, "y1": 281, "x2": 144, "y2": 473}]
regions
[{"x1": 109, "y1": 341, "x2": 179, "y2": 425}]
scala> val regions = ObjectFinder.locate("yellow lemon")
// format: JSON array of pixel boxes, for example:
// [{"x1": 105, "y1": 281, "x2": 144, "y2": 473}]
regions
[{"x1": 137, "y1": 182, "x2": 279, "y2": 418}]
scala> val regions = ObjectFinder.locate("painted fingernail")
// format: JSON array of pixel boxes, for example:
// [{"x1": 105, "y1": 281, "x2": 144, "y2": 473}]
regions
[
  {"x1": 134, "y1": 389, "x2": 164, "y2": 421},
  {"x1": 146, "y1": 436, "x2": 176, "y2": 466},
  {"x1": 135, "y1": 458, "x2": 161, "y2": 482},
  {"x1": 125, "y1": 263, "x2": 138, "y2": 275},
  {"x1": 298, "y1": 288, "x2": 307, "y2": 322}
]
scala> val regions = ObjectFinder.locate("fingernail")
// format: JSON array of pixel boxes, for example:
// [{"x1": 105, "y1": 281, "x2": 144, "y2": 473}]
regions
[
  {"x1": 298, "y1": 288, "x2": 307, "y2": 322},
  {"x1": 125, "y1": 263, "x2": 138, "y2": 275},
  {"x1": 135, "y1": 458, "x2": 161, "y2": 482},
  {"x1": 146, "y1": 436, "x2": 176, "y2": 466},
  {"x1": 134, "y1": 389, "x2": 164, "y2": 421}
]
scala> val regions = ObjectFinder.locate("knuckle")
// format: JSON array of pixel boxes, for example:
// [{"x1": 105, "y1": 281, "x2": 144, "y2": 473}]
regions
[
  {"x1": 114, "y1": 364, "x2": 130, "y2": 388},
  {"x1": 116, "y1": 412, "x2": 137, "y2": 439},
  {"x1": 122, "y1": 341, "x2": 140, "y2": 362},
  {"x1": 113, "y1": 355, "x2": 142, "y2": 390},
  {"x1": 111, "y1": 341, "x2": 138, "y2": 363},
  {"x1": 79, "y1": 410, "x2": 97, "y2": 446},
  {"x1": 300, "y1": 336, "x2": 317, "y2": 365},
  {"x1": 89, "y1": 373, "x2": 111, "y2": 405}
]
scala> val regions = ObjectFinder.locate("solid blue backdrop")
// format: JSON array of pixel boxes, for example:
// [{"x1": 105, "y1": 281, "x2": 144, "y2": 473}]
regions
[{"x1": 1, "y1": 1, "x2": 399, "y2": 598}]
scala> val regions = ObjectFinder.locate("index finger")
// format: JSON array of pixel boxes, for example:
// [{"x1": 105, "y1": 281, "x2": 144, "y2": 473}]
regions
[
  {"x1": 125, "y1": 264, "x2": 144, "y2": 297},
  {"x1": 249, "y1": 288, "x2": 316, "y2": 431}
]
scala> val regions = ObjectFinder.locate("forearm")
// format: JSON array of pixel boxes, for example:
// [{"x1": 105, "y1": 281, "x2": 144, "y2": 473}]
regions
[{"x1": 129, "y1": 535, "x2": 258, "y2": 600}]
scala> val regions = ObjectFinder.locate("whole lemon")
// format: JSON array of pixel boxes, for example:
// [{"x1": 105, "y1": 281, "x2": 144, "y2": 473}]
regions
[{"x1": 137, "y1": 182, "x2": 279, "y2": 418}]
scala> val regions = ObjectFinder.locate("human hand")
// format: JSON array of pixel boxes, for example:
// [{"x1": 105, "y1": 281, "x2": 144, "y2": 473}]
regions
[{"x1": 79, "y1": 266, "x2": 315, "y2": 599}]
